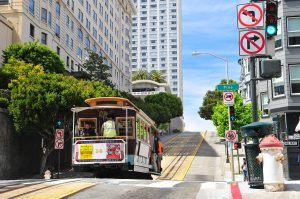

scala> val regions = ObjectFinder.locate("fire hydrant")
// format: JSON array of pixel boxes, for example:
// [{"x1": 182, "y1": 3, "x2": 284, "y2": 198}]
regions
[
  {"x1": 256, "y1": 134, "x2": 284, "y2": 192},
  {"x1": 44, "y1": 169, "x2": 51, "y2": 180}
]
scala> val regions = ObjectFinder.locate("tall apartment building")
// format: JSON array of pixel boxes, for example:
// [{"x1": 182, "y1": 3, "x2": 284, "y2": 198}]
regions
[
  {"x1": 0, "y1": 0, "x2": 135, "y2": 91},
  {"x1": 239, "y1": 0, "x2": 300, "y2": 179},
  {"x1": 131, "y1": 0, "x2": 182, "y2": 99}
]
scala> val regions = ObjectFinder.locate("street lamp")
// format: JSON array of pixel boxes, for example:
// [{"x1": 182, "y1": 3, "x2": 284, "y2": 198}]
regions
[
  {"x1": 192, "y1": 51, "x2": 234, "y2": 180},
  {"x1": 192, "y1": 51, "x2": 229, "y2": 84}
]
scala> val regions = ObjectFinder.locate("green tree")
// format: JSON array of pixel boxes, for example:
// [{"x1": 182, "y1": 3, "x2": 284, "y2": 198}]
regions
[
  {"x1": 143, "y1": 103, "x2": 171, "y2": 126},
  {"x1": 78, "y1": 50, "x2": 113, "y2": 87},
  {"x1": 144, "y1": 92, "x2": 183, "y2": 119},
  {"x1": 2, "y1": 42, "x2": 65, "y2": 73},
  {"x1": 199, "y1": 79, "x2": 237, "y2": 120},
  {"x1": 211, "y1": 93, "x2": 253, "y2": 137},
  {"x1": 132, "y1": 69, "x2": 149, "y2": 81},
  {"x1": 6, "y1": 59, "x2": 117, "y2": 173},
  {"x1": 149, "y1": 70, "x2": 165, "y2": 83}
]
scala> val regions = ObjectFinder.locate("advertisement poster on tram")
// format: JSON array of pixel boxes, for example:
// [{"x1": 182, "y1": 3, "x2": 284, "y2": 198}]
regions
[{"x1": 77, "y1": 141, "x2": 125, "y2": 162}]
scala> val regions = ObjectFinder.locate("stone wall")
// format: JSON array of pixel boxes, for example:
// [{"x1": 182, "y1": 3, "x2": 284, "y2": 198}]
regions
[{"x1": 0, "y1": 108, "x2": 41, "y2": 179}]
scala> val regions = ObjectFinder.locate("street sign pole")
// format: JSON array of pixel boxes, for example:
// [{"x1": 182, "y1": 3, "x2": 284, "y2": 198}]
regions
[{"x1": 58, "y1": 150, "x2": 60, "y2": 179}]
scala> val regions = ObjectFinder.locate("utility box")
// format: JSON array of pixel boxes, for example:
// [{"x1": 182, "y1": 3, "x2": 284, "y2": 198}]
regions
[{"x1": 260, "y1": 59, "x2": 281, "y2": 79}]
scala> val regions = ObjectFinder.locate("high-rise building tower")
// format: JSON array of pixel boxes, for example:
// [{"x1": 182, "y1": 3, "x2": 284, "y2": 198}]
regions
[{"x1": 131, "y1": 0, "x2": 182, "y2": 99}]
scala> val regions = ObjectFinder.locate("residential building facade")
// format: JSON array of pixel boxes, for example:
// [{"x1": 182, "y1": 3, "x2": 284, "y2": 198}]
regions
[
  {"x1": 0, "y1": 0, "x2": 135, "y2": 91},
  {"x1": 0, "y1": 13, "x2": 12, "y2": 65},
  {"x1": 239, "y1": 0, "x2": 300, "y2": 179},
  {"x1": 131, "y1": 0, "x2": 183, "y2": 99}
]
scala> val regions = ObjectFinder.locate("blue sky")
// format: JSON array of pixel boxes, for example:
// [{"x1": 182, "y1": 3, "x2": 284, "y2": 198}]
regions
[{"x1": 182, "y1": 0, "x2": 247, "y2": 131}]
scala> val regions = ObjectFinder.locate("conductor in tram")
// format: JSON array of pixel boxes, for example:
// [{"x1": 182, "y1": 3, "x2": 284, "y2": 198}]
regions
[
  {"x1": 101, "y1": 114, "x2": 117, "y2": 137},
  {"x1": 81, "y1": 123, "x2": 96, "y2": 137}
]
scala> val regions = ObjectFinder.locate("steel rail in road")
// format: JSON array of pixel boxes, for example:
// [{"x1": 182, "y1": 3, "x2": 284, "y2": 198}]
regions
[{"x1": 156, "y1": 131, "x2": 207, "y2": 181}]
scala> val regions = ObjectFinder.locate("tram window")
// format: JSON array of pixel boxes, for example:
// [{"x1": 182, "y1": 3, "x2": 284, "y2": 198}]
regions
[
  {"x1": 79, "y1": 118, "x2": 97, "y2": 130},
  {"x1": 116, "y1": 117, "x2": 134, "y2": 136}
]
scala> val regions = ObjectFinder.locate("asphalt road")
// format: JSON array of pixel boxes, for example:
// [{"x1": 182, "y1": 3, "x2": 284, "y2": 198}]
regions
[{"x1": 0, "y1": 131, "x2": 229, "y2": 199}]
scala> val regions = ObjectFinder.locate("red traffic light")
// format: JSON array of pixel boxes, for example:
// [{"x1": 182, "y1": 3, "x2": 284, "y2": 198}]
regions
[
  {"x1": 234, "y1": 142, "x2": 241, "y2": 149},
  {"x1": 266, "y1": 3, "x2": 276, "y2": 12}
]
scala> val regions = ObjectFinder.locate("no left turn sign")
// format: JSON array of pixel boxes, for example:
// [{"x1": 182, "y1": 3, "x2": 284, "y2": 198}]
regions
[
  {"x1": 237, "y1": 3, "x2": 264, "y2": 29},
  {"x1": 223, "y1": 92, "x2": 234, "y2": 105},
  {"x1": 239, "y1": 29, "x2": 266, "y2": 56}
]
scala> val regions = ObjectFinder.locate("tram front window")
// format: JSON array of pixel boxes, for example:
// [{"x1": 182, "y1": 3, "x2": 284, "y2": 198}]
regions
[{"x1": 78, "y1": 119, "x2": 96, "y2": 137}]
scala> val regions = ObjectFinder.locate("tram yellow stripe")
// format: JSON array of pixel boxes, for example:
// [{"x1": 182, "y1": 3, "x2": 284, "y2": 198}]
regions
[{"x1": 172, "y1": 131, "x2": 207, "y2": 181}]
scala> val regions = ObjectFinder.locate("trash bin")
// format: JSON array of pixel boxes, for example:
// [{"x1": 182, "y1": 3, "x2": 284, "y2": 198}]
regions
[{"x1": 241, "y1": 122, "x2": 274, "y2": 188}]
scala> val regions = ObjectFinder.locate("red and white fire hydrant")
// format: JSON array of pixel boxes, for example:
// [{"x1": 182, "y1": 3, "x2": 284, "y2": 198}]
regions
[{"x1": 256, "y1": 134, "x2": 284, "y2": 192}]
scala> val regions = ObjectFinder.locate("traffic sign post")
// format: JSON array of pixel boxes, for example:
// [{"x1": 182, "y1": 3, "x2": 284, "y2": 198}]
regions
[
  {"x1": 216, "y1": 84, "x2": 239, "y2": 91},
  {"x1": 223, "y1": 92, "x2": 235, "y2": 105},
  {"x1": 55, "y1": 129, "x2": 64, "y2": 179},
  {"x1": 237, "y1": 3, "x2": 264, "y2": 29},
  {"x1": 239, "y1": 29, "x2": 266, "y2": 56}
]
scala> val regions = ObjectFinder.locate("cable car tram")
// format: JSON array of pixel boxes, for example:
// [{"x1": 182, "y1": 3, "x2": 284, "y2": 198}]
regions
[{"x1": 71, "y1": 97, "x2": 161, "y2": 177}]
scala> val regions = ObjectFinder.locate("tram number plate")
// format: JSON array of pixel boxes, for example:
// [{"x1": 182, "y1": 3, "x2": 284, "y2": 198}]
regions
[{"x1": 80, "y1": 144, "x2": 93, "y2": 159}]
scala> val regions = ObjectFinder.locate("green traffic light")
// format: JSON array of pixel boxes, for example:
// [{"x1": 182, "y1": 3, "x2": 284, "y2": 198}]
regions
[{"x1": 266, "y1": 25, "x2": 277, "y2": 36}]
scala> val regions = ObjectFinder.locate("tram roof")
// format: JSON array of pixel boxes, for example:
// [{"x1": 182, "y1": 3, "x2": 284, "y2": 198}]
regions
[
  {"x1": 85, "y1": 97, "x2": 139, "y2": 110},
  {"x1": 72, "y1": 97, "x2": 156, "y2": 126}
]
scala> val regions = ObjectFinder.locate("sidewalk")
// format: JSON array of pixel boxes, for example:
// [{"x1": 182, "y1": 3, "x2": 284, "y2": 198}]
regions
[{"x1": 223, "y1": 147, "x2": 300, "y2": 199}]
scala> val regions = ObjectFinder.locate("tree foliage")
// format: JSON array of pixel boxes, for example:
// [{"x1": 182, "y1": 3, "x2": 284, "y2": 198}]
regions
[
  {"x1": 149, "y1": 70, "x2": 165, "y2": 83},
  {"x1": 211, "y1": 93, "x2": 253, "y2": 138},
  {"x1": 132, "y1": 69, "x2": 165, "y2": 83},
  {"x1": 145, "y1": 92, "x2": 183, "y2": 119},
  {"x1": 199, "y1": 79, "x2": 237, "y2": 120},
  {"x1": 78, "y1": 50, "x2": 113, "y2": 87},
  {"x1": 2, "y1": 42, "x2": 65, "y2": 73},
  {"x1": 6, "y1": 59, "x2": 117, "y2": 173}
]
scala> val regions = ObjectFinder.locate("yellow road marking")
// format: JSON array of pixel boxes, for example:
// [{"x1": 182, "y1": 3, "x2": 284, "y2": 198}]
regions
[
  {"x1": 157, "y1": 131, "x2": 207, "y2": 181},
  {"x1": 0, "y1": 180, "x2": 95, "y2": 199}
]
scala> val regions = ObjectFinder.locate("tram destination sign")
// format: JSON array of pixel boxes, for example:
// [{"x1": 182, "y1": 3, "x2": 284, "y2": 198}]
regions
[
  {"x1": 283, "y1": 140, "x2": 299, "y2": 147},
  {"x1": 216, "y1": 84, "x2": 239, "y2": 91}
]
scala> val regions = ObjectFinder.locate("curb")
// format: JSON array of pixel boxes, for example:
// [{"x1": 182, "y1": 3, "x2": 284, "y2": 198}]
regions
[{"x1": 231, "y1": 182, "x2": 242, "y2": 199}]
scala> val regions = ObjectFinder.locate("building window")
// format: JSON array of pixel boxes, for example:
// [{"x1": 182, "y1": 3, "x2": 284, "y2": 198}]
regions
[
  {"x1": 66, "y1": 34, "x2": 69, "y2": 46},
  {"x1": 30, "y1": 24, "x2": 35, "y2": 38},
  {"x1": 275, "y1": 18, "x2": 282, "y2": 49},
  {"x1": 55, "y1": 24, "x2": 60, "y2": 37},
  {"x1": 70, "y1": 38, "x2": 73, "y2": 49},
  {"x1": 48, "y1": 12, "x2": 52, "y2": 26},
  {"x1": 290, "y1": 65, "x2": 300, "y2": 94},
  {"x1": 287, "y1": 17, "x2": 300, "y2": 47},
  {"x1": 29, "y1": 0, "x2": 34, "y2": 15},
  {"x1": 41, "y1": 8, "x2": 47, "y2": 23},
  {"x1": 77, "y1": 47, "x2": 82, "y2": 59},
  {"x1": 272, "y1": 67, "x2": 285, "y2": 97},
  {"x1": 71, "y1": 60, "x2": 74, "y2": 71},
  {"x1": 56, "y1": 46, "x2": 60, "y2": 55},
  {"x1": 55, "y1": 1, "x2": 60, "y2": 17},
  {"x1": 41, "y1": 32, "x2": 47, "y2": 44},
  {"x1": 261, "y1": 93, "x2": 269, "y2": 117},
  {"x1": 85, "y1": 37, "x2": 90, "y2": 49},
  {"x1": 78, "y1": 28, "x2": 83, "y2": 41},
  {"x1": 67, "y1": 56, "x2": 70, "y2": 67}
]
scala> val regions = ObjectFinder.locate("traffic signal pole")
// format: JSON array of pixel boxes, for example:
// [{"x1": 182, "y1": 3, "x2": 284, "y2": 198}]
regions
[{"x1": 250, "y1": 56, "x2": 259, "y2": 122}]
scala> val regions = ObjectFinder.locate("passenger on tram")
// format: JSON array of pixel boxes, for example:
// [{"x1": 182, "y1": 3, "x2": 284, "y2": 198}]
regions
[
  {"x1": 101, "y1": 114, "x2": 117, "y2": 137},
  {"x1": 81, "y1": 123, "x2": 96, "y2": 137}
]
